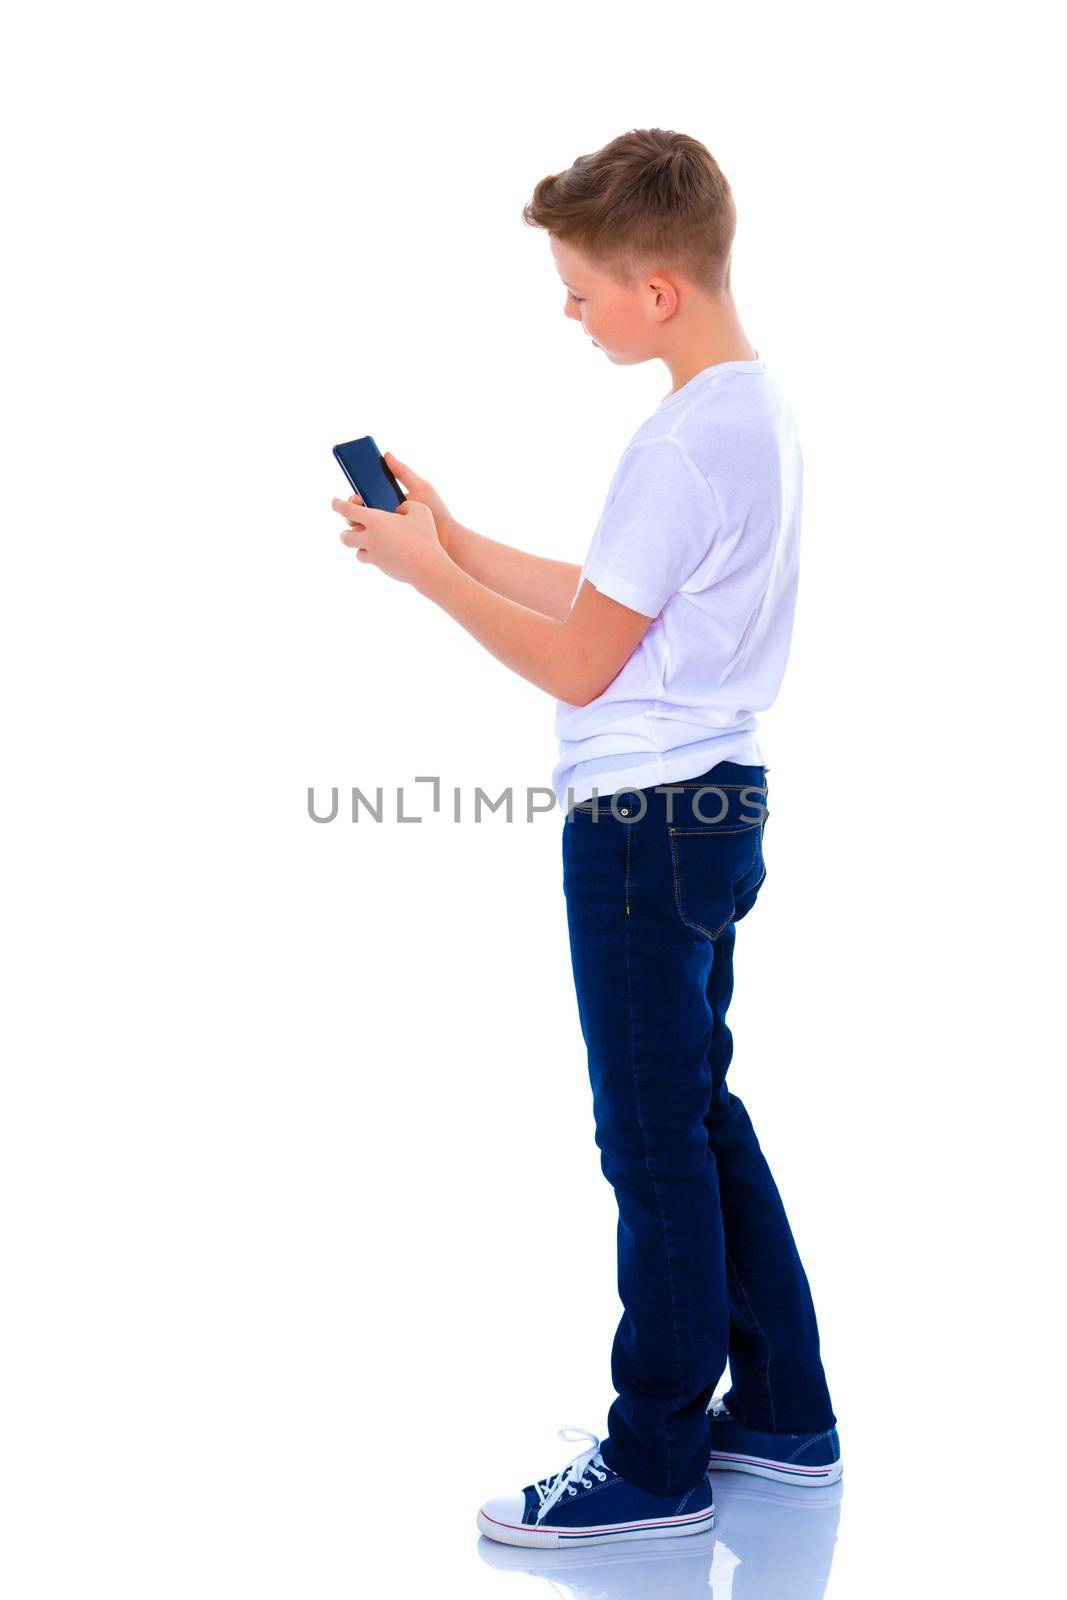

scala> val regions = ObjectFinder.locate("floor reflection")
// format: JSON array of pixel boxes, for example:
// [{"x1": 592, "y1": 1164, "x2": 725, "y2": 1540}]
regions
[{"x1": 478, "y1": 1473, "x2": 842, "y2": 1598}]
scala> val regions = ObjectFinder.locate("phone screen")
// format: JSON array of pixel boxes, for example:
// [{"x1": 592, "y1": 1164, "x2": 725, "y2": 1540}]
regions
[{"x1": 332, "y1": 436, "x2": 406, "y2": 511}]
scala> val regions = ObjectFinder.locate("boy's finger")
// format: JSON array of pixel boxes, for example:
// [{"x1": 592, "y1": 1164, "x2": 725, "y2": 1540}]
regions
[
  {"x1": 331, "y1": 496, "x2": 377, "y2": 522},
  {"x1": 383, "y1": 450, "x2": 414, "y2": 483}
]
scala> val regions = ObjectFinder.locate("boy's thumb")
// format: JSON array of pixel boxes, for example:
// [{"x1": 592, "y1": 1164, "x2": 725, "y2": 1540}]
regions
[{"x1": 385, "y1": 451, "x2": 421, "y2": 494}]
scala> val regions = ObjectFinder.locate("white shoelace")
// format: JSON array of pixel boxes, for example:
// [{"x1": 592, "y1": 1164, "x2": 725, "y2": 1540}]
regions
[{"x1": 533, "y1": 1426, "x2": 611, "y2": 1523}]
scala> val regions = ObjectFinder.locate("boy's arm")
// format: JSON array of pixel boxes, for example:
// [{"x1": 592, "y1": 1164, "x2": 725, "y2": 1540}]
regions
[
  {"x1": 367, "y1": 451, "x2": 580, "y2": 620},
  {"x1": 332, "y1": 494, "x2": 653, "y2": 704},
  {"x1": 441, "y1": 519, "x2": 582, "y2": 622},
  {"x1": 417, "y1": 563, "x2": 650, "y2": 706}
]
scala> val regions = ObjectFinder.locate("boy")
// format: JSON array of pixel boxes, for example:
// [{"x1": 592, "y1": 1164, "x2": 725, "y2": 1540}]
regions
[{"x1": 332, "y1": 127, "x2": 840, "y2": 1548}]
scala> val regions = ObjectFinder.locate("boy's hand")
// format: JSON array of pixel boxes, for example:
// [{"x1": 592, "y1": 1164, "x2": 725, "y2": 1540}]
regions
[
  {"x1": 331, "y1": 493, "x2": 451, "y2": 594},
  {"x1": 380, "y1": 451, "x2": 459, "y2": 554}
]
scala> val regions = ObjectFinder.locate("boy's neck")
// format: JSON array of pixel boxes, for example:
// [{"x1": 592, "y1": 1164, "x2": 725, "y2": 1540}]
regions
[{"x1": 660, "y1": 291, "x2": 758, "y2": 397}]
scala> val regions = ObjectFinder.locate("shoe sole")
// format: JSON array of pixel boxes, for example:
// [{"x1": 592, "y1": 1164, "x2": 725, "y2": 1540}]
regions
[
  {"x1": 707, "y1": 1450, "x2": 843, "y2": 1486},
  {"x1": 476, "y1": 1503, "x2": 715, "y2": 1549}
]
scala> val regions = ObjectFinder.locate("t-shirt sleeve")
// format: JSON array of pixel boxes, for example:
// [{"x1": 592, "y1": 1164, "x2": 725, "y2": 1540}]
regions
[{"x1": 581, "y1": 437, "x2": 721, "y2": 618}]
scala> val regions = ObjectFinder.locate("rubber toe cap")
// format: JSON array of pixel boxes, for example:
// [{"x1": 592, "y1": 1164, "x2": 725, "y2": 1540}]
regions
[{"x1": 480, "y1": 1494, "x2": 526, "y2": 1529}]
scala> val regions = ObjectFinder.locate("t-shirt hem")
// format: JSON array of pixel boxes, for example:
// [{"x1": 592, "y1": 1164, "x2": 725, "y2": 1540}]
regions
[{"x1": 556, "y1": 735, "x2": 764, "y2": 809}]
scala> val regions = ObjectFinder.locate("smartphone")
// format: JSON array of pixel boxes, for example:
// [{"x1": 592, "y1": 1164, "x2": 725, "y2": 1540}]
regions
[{"x1": 332, "y1": 435, "x2": 406, "y2": 511}]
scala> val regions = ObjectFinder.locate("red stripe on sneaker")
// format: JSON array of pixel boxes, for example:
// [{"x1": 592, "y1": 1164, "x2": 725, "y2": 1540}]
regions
[
  {"x1": 559, "y1": 1506, "x2": 714, "y2": 1537},
  {"x1": 480, "y1": 1505, "x2": 714, "y2": 1537},
  {"x1": 709, "y1": 1450, "x2": 833, "y2": 1475}
]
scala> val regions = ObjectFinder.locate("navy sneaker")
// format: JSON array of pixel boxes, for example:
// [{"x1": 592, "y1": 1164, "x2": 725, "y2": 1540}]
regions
[
  {"x1": 707, "y1": 1398, "x2": 843, "y2": 1485},
  {"x1": 478, "y1": 1426, "x2": 716, "y2": 1549}
]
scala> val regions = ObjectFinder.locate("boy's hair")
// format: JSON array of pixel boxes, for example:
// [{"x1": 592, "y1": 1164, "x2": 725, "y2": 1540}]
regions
[{"x1": 522, "y1": 128, "x2": 736, "y2": 295}]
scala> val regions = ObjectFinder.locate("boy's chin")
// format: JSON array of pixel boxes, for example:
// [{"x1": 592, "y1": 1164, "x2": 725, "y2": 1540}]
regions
[{"x1": 603, "y1": 349, "x2": 652, "y2": 368}]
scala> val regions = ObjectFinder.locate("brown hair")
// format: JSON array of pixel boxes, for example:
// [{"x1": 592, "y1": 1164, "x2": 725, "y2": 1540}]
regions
[{"x1": 522, "y1": 128, "x2": 736, "y2": 295}]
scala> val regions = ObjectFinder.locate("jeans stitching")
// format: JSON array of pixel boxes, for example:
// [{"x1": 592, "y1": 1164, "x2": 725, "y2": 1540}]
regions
[
  {"x1": 571, "y1": 785, "x2": 766, "y2": 823},
  {"x1": 622, "y1": 835, "x2": 684, "y2": 1488},
  {"x1": 667, "y1": 831, "x2": 738, "y2": 943},
  {"x1": 724, "y1": 1245, "x2": 777, "y2": 1432},
  {"x1": 625, "y1": 815, "x2": 632, "y2": 917},
  {"x1": 669, "y1": 825, "x2": 762, "y2": 836}
]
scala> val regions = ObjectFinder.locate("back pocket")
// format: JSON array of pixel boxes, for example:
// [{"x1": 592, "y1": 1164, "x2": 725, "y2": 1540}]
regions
[{"x1": 667, "y1": 785, "x2": 767, "y2": 942}]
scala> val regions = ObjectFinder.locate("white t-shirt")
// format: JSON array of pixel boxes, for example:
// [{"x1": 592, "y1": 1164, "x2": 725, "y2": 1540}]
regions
[{"x1": 552, "y1": 358, "x2": 802, "y2": 809}]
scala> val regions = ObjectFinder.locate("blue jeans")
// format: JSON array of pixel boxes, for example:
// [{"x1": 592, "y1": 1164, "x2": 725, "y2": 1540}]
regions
[{"x1": 561, "y1": 761, "x2": 836, "y2": 1496}]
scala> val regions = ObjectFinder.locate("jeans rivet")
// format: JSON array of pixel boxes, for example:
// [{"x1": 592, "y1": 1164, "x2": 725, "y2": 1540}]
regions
[{"x1": 620, "y1": 807, "x2": 629, "y2": 816}]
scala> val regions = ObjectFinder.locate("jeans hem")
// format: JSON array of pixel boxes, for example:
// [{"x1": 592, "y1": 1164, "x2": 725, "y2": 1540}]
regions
[
  {"x1": 600, "y1": 1431, "x2": 712, "y2": 1500},
  {"x1": 721, "y1": 1388, "x2": 838, "y2": 1437}
]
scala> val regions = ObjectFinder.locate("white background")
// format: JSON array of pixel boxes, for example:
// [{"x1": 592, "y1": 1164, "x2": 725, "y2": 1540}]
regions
[{"x1": 2, "y1": 3, "x2": 1063, "y2": 1596}]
